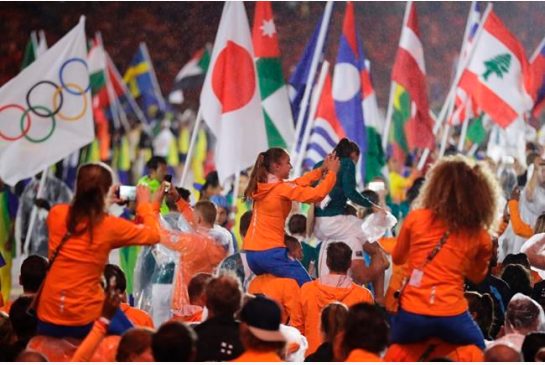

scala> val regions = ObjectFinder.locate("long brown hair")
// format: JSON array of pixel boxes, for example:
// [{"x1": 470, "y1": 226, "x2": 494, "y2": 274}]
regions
[
  {"x1": 244, "y1": 148, "x2": 288, "y2": 200},
  {"x1": 320, "y1": 302, "x2": 348, "y2": 344},
  {"x1": 414, "y1": 155, "x2": 500, "y2": 233},
  {"x1": 66, "y1": 163, "x2": 113, "y2": 242}
]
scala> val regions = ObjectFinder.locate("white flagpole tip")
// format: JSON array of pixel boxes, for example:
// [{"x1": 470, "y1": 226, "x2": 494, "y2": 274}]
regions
[{"x1": 79, "y1": 15, "x2": 86, "y2": 24}]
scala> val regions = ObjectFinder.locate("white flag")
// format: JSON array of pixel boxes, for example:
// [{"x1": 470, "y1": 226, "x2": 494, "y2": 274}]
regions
[
  {"x1": 0, "y1": 17, "x2": 93, "y2": 185},
  {"x1": 200, "y1": 2, "x2": 268, "y2": 185}
]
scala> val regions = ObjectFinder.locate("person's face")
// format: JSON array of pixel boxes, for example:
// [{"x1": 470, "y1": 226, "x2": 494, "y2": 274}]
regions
[
  {"x1": 274, "y1": 155, "x2": 292, "y2": 179},
  {"x1": 536, "y1": 158, "x2": 545, "y2": 186},
  {"x1": 216, "y1": 207, "x2": 228, "y2": 226},
  {"x1": 289, "y1": 244, "x2": 303, "y2": 261},
  {"x1": 129, "y1": 347, "x2": 154, "y2": 362},
  {"x1": 238, "y1": 175, "x2": 249, "y2": 197},
  {"x1": 154, "y1": 163, "x2": 168, "y2": 182},
  {"x1": 350, "y1": 151, "x2": 360, "y2": 163}
]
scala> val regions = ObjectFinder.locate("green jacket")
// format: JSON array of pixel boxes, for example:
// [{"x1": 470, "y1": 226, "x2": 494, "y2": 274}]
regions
[
  {"x1": 314, "y1": 158, "x2": 372, "y2": 217},
  {"x1": 137, "y1": 175, "x2": 169, "y2": 214}
]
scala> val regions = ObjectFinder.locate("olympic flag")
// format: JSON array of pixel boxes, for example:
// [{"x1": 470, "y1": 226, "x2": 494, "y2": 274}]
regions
[{"x1": 0, "y1": 17, "x2": 93, "y2": 186}]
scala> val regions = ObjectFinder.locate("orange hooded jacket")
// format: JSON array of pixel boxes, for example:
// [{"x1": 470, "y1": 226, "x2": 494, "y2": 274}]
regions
[{"x1": 244, "y1": 168, "x2": 336, "y2": 252}]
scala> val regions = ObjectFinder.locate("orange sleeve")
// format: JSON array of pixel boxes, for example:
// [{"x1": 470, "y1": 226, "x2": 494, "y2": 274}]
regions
[
  {"x1": 278, "y1": 171, "x2": 336, "y2": 204},
  {"x1": 497, "y1": 220, "x2": 509, "y2": 236},
  {"x1": 110, "y1": 202, "x2": 160, "y2": 249},
  {"x1": 285, "y1": 281, "x2": 304, "y2": 335},
  {"x1": 465, "y1": 231, "x2": 492, "y2": 284},
  {"x1": 293, "y1": 168, "x2": 323, "y2": 187},
  {"x1": 508, "y1": 200, "x2": 533, "y2": 238},
  {"x1": 392, "y1": 213, "x2": 414, "y2": 265},
  {"x1": 176, "y1": 198, "x2": 195, "y2": 223},
  {"x1": 71, "y1": 321, "x2": 107, "y2": 361}
]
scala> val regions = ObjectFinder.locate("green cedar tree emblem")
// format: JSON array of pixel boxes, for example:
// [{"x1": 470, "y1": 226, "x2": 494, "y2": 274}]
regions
[{"x1": 482, "y1": 53, "x2": 512, "y2": 81}]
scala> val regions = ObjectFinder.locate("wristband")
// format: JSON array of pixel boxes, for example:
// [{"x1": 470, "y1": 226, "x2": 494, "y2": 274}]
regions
[{"x1": 98, "y1": 316, "x2": 111, "y2": 326}]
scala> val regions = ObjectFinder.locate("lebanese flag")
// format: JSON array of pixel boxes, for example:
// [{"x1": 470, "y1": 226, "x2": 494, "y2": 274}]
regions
[
  {"x1": 458, "y1": 9, "x2": 533, "y2": 128},
  {"x1": 391, "y1": 2, "x2": 434, "y2": 151},
  {"x1": 200, "y1": 2, "x2": 267, "y2": 184}
]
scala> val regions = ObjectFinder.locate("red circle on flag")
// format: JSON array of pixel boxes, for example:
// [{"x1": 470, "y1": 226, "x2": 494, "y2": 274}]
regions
[{"x1": 212, "y1": 41, "x2": 255, "y2": 113}]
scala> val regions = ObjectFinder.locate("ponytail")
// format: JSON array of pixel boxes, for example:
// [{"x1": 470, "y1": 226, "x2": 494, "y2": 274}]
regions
[
  {"x1": 333, "y1": 138, "x2": 360, "y2": 159},
  {"x1": 321, "y1": 302, "x2": 348, "y2": 344},
  {"x1": 244, "y1": 148, "x2": 289, "y2": 200}
]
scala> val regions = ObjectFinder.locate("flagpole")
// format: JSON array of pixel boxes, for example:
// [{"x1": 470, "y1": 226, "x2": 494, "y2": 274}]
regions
[
  {"x1": 457, "y1": 117, "x2": 470, "y2": 152},
  {"x1": 140, "y1": 42, "x2": 167, "y2": 111},
  {"x1": 418, "y1": 2, "x2": 493, "y2": 167},
  {"x1": 179, "y1": 108, "x2": 203, "y2": 188},
  {"x1": 22, "y1": 168, "x2": 48, "y2": 255},
  {"x1": 30, "y1": 31, "x2": 38, "y2": 55},
  {"x1": 290, "y1": 1, "x2": 334, "y2": 170},
  {"x1": 293, "y1": 60, "x2": 330, "y2": 177},
  {"x1": 531, "y1": 35, "x2": 545, "y2": 62}
]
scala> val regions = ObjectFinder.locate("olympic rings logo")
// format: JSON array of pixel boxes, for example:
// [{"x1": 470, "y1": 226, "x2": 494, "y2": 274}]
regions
[{"x1": 0, "y1": 57, "x2": 90, "y2": 143}]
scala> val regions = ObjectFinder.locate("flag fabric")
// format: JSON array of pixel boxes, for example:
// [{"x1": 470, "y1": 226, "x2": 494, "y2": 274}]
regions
[
  {"x1": 252, "y1": 1, "x2": 295, "y2": 150},
  {"x1": 200, "y1": 2, "x2": 268, "y2": 185},
  {"x1": 0, "y1": 190, "x2": 13, "y2": 304},
  {"x1": 458, "y1": 9, "x2": 533, "y2": 128},
  {"x1": 390, "y1": 2, "x2": 434, "y2": 162},
  {"x1": 169, "y1": 47, "x2": 211, "y2": 105},
  {"x1": 333, "y1": 1, "x2": 367, "y2": 181},
  {"x1": 466, "y1": 113, "x2": 487, "y2": 145},
  {"x1": 449, "y1": 1, "x2": 481, "y2": 126},
  {"x1": 530, "y1": 39, "x2": 545, "y2": 117},
  {"x1": 20, "y1": 32, "x2": 38, "y2": 70},
  {"x1": 124, "y1": 43, "x2": 165, "y2": 121},
  {"x1": 0, "y1": 18, "x2": 94, "y2": 186},
  {"x1": 362, "y1": 60, "x2": 386, "y2": 183},
  {"x1": 303, "y1": 73, "x2": 345, "y2": 170}
]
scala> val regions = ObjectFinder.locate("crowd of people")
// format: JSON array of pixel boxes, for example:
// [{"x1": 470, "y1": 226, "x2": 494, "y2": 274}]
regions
[{"x1": 3, "y1": 135, "x2": 545, "y2": 362}]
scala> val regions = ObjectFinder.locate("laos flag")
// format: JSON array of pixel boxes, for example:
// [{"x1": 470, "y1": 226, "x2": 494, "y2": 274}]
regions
[{"x1": 332, "y1": 2, "x2": 367, "y2": 182}]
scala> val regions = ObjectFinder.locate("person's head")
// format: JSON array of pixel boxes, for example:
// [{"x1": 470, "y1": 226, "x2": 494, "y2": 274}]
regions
[
  {"x1": 484, "y1": 343, "x2": 523, "y2": 362},
  {"x1": 501, "y1": 264, "x2": 532, "y2": 298},
  {"x1": 285, "y1": 234, "x2": 302, "y2": 261},
  {"x1": 146, "y1": 156, "x2": 168, "y2": 182},
  {"x1": 360, "y1": 190, "x2": 379, "y2": 219},
  {"x1": 9, "y1": 296, "x2": 37, "y2": 342},
  {"x1": 69, "y1": 163, "x2": 113, "y2": 238},
  {"x1": 103, "y1": 264, "x2": 127, "y2": 299},
  {"x1": 505, "y1": 293, "x2": 545, "y2": 335},
  {"x1": 239, "y1": 210, "x2": 253, "y2": 239},
  {"x1": 320, "y1": 302, "x2": 348, "y2": 344},
  {"x1": 194, "y1": 200, "x2": 217, "y2": 229},
  {"x1": 333, "y1": 138, "x2": 360, "y2": 162},
  {"x1": 534, "y1": 156, "x2": 545, "y2": 186},
  {"x1": 326, "y1": 242, "x2": 352, "y2": 275},
  {"x1": 19, "y1": 255, "x2": 48, "y2": 294},
  {"x1": 244, "y1": 148, "x2": 290, "y2": 199},
  {"x1": 15, "y1": 351, "x2": 48, "y2": 362},
  {"x1": 465, "y1": 291, "x2": 494, "y2": 339},
  {"x1": 188, "y1": 272, "x2": 212, "y2": 307},
  {"x1": 503, "y1": 253, "x2": 531, "y2": 271},
  {"x1": 521, "y1": 332, "x2": 545, "y2": 361},
  {"x1": 209, "y1": 195, "x2": 229, "y2": 226},
  {"x1": 116, "y1": 328, "x2": 154, "y2": 362},
  {"x1": 151, "y1": 321, "x2": 196, "y2": 362},
  {"x1": 205, "y1": 274, "x2": 242, "y2": 319},
  {"x1": 535, "y1": 213, "x2": 545, "y2": 234},
  {"x1": 414, "y1": 155, "x2": 500, "y2": 233},
  {"x1": 287, "y1": 214, "x2": 306, "y2": 237},
  {"x1": 199, "y1": 171, "x2": 222, "y2": 201},
  {"x1": 340, "y1": 303, "x2": 389, "y2": 358},
  {"x1": 239, "y1": 296, "x2": 286, "y2": 354}
]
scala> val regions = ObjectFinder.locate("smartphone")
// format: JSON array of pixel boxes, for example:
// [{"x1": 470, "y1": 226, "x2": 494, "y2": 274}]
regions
[
  {"x1": 368, "y1": 181, "x2": 385, "y2": 192},
  {"x1": 118, "y1": 185, "x2": 137, "y2": 201},
  {"x1": 164, "y1": 174, "x2": 172, "y2": 193}
]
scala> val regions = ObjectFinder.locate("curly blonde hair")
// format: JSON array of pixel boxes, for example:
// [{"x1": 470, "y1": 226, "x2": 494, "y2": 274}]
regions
[{"x1": 413, "y1": 155, "x2": 501, "y2": 233}]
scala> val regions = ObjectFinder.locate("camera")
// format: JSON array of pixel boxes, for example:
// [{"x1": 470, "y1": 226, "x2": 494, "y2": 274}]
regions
[{"x1": 116, "y1": 185, "x2": 137, "y2": 201}]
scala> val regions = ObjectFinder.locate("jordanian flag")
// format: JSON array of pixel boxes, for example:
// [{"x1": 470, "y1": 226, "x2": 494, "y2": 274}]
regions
[
  {"x1": 169, "y1": 47, "x2": 211, "y2": 105},
  {"x1": 389, "y1": 2, "x2": 434, "y2": 162},
  {"x1": 252, "y1": 1, "x2": 295, "y2": 150}
]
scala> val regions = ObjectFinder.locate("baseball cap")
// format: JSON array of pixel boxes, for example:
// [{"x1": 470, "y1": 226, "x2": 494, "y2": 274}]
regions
[{"x1": 240, "y1": 296, "x2": 286, "y2": 342}]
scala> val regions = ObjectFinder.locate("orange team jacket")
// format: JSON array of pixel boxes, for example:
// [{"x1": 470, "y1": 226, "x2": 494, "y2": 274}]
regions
[
  {"x1": 231, "y1": 349, "x2": 283, "y2": 362},
  {"x1": 244, "y1": 168, "x2": 336, "y2": 251},
  {"x1": 392, "y1": 209, "x2": 492, "y2": 316},
  {"x1": 345, "y1": 348, "x2": 383, "y2": 362},
  {"x1": 248, "y1": 274, "x2": 303, "y2": 331},
  {"x1": 38, "y1": 202, "x2": 160, "y2": 326},
  {"x1": 120, "y1": 302, "x2": 154, "y2": 328},
  {"x1": 508, "y1": 199, "x2": 533, "y2": 238},
  {"x1": 300, "y1": 277, "x2": 374, "y2": 355},
  {"x1": 384, "y1": 340, "x2": 484, "y2": 362}
]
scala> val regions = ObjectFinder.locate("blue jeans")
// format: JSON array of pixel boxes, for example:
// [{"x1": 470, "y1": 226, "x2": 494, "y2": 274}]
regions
[
  {"x1": 390, "y1": 309, "x2": 485, "y2": 349},
  {"x1": 246, "y1": 248, "x2": 312, "y2": 287}
]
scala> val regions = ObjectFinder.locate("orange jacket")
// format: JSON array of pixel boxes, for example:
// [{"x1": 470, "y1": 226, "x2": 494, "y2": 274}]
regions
[
  {"x1": 121, "y1": 302, "x2": 154, "y2": 328},
  {"x1": 248, "y1": 274, "x2": 303, "y2": 332},
  {"x1": 392, "y1": 209, "x2": 492, "y2": 316},
  {"x1": 508, "y1": 199, "x2": 533, "y2": 238},
  {"x1": 38, "y1": 202, "x2": 160, "y2": 326},
  {"x1": 384, "y1": 340, "x2": 484, "y2": 362},
  {"x1": 345, "y1": 348, "x2": 383, "y2": 362},
  {"x1": 300, "y1": 276, "x2": 374, "y2": 355},
  {"x1": 231, "y1": 349, "x2": 283, "y2": 362},
  {"x1": 244, "y1": 169, "x2": 336, "y2": 251}
]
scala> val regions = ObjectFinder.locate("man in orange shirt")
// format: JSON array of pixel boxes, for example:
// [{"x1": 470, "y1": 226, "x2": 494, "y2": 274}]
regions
[{"x1": 300, "y1": 241, "x2": 374, "y2": 355}]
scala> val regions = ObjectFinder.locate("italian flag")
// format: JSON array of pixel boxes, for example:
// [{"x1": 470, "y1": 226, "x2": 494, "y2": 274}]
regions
[
  {"x1": 458, "y1": 9, "x2": 533, "y2": 128},
  {"x1": 389, "y1": 2, "x2": 434, "y2": 162},
  {"x1": 252, "y1": 1, "x2": 295, "y2": 150}
]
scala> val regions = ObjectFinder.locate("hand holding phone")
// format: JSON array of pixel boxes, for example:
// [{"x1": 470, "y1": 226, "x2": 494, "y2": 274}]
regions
[{"x1": 164, "y1": 174, "x2": 172, "y2": 193}]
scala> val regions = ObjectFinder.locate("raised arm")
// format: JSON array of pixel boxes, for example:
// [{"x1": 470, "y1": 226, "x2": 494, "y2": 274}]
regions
[
  {"x1": 279, "y1": 171, "x2": 337, "y2": 204},
  {"x1": 522, "y1": 233, "x2": 545, "y2": 270}
]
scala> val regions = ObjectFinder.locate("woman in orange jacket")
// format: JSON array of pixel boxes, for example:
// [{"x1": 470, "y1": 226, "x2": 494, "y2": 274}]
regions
[
  {"x1": 36, "y1": 163, "x2": 161, "y2": 338},
  {"x1": 243, "y1": 148, "x2": 339, "y2": 286},
  {"x1": 390, "y1": 156, "x2": 501, "y2": 349}
]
